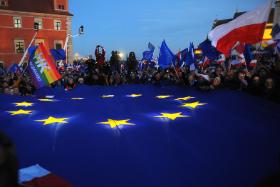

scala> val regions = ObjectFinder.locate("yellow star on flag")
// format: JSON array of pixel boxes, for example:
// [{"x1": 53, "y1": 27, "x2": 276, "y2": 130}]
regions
[
  {"x1": 35, "y1": 116, "x2": 69, "y2": 125},
  {"x1": 71, "y1": 98, "x2": 85, "y2": 100},
  {"x1": 14, "y1": 102, "x2": 34, "y2": 107},
  {"x1": 175, "y1": 96, "x2": 195, "y2": 101},
  {"x1": 8, "y1": 109, "x2": 33, "y2": 116},
  {"x1": 38, "y1": 99, "x2": 55, "y2": 102},
  {"x1": 102, "y1": 95, "x2": 115, "y2": 98},
  {"x1": 98, "y1": 119, "x2": 135, "y2": 129},
  {"x1": 155, "y1": 112, "x2": 189, "y2": 120},
  {"x1": 156, "y1": 95, "x2": 172, "y2": 99},
  {"x1": 181, "y1": 101, "x2": 207, "y2": 109},
  {"x1": 127, "y1": 94, "x2": 142, "y2": 98}
]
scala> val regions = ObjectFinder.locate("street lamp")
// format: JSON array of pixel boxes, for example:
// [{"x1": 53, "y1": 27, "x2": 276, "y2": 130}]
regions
[
  {"x1": 79, "y1": 25, "x2": 84, "y2": 35},
  {"x1": 118, "y1": 52, "x2": 125, "y2": 60},
  {"x1": 63, "y1": 25, "x2": 85, "y2": 64}
]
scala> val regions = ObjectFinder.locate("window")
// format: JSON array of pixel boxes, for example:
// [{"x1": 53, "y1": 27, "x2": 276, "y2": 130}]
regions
[
  {"x1": 35, "y1": 39, "x2": 45, "y2": 46},
  {"x1": 14, "y1": 17, "x2": 22, "y2": 28},
  {"x1": 54, "y1": 40, "x2": 63, "y2": 50},
  {"x1": 34, "y1": 18, "x2": 43, "y2": 30},
  {"x1": 0, "y1": 61, "x2": 4, "y2": 69},
  {"x1": 58, "y1": 4, "x2": 65, "y2": 10},
  {"x1": 14, "y1": 40, "x2": 25, "y2": 54},
  {"x1": 54, "y1": 20, "x2": 61, "y2": 31},
  {"x1": 0, "y1": 0, "x2": 7, "y2": 6}
]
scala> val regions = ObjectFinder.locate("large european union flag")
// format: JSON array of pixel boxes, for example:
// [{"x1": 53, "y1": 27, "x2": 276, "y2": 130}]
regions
[{"x1": 0, "y1": 85, "x2": 280, "y2": 187}]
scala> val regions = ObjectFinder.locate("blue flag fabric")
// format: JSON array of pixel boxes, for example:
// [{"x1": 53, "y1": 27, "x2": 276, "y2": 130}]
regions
[
  {"x1": 148, "y1": 42, "x2": 155, "y2": 51},
  {"x1": 179, "y1": 48, "x2": 188, "y2": 66},
  {"x1": 142, "y1": 42, "x2": 155, "y2": 61},
  {"x1": 272, "y1": 24, "x2": 280, "y2": 40},
  {"x1": 277, "y1": 42, "x2": 280, "y2": 54},
  {"x1": 185, "y1": 43, "x2": 196, "y2": 66},
  {"x1": 50, "y1": 49, "x2": 66, "y2": 61},
  {"x1": 244, "y1": 45, "x2": 253, "y2": 65},
  {"x1": 158, "y1": 40, "x2": 174, "y2": 68},
  {"x1": 142, "y1": 51, "x2": 154, "y2": 61},
  {"x1": 198, "y1": 39, "x2": 220, "y2": 60},
  {"x1": 1, "y1": 85, "x2": 280, "y2": 186},
  {"x1": 8, "y1": 63, "x2": 20, "y2": 73}
]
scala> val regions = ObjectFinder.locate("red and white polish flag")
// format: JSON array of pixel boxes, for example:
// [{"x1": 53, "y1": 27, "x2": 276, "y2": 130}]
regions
[
  {"x1": 208, "y1": 1, "x2": 272, "y2": 56},
  {"x1": 249, "y1": 59, "x2": 258, "y2": 68},
  {"x1": 216, "y1": 54, "x2": 226, "y2": 65},
  {"x1": 198, "y1": 56, "x2": 211, "y2": 69},
  {"x1": 19, "y1": 165, "x2": 73, "y2": 187},
  {"x1": 231, "y1": 60, "x2": 244, "y2": 68}
]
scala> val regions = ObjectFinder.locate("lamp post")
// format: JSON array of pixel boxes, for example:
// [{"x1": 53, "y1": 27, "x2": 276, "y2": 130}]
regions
[
  {"x1": 63, "y1": 25, "x2": 84, "y2": 64},
  {"x1": 18, "y1": 22, "x2": 39, "y2": 67}
]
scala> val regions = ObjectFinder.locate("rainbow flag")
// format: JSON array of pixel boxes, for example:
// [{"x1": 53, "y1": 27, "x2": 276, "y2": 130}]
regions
[{"x1": 28, "y1": 43, "x2": 61, "y2": 88}]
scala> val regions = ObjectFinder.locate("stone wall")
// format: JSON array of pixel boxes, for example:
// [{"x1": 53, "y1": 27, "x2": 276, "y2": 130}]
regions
[
  {"x1": 66, "y1": 16, "x2": 73, "y2": 64},
  {"x1": 274, "y1": 0, "x2": 280, "y2": 26}
]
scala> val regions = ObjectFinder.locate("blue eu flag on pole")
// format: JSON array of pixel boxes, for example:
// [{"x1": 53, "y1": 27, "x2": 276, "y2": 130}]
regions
[
  {"x1": 185, "y1": 42, "x2": 195, "y2": 66},
  {"x1": 198, "y1": 39, "x2": 219, "y2": 60},
  {"x1": 277, "y1": 42, "x2": 280, "y2": 54},
  {"x1": 244, "y1": 44, "x2": 253, "y2": 65},
  {"x1": 8, "y1": 63, "x2": 21, "y2": 73},
  {"x1": 50, "y1": 49, "x2": 66, "y2": 61},
  {"x1": 148, "y1": 42, "x2": 155, "y2": 51},
  {"x1": 142, "y1": 42, "x2": 155, "y2": 61},
  {"x1": 272, "y1": 24, "x2": 280, "y2": 40},
  {"x1": 179, "y1": 48, "x2": 188, "y2": 66},
  {"x1": 158, "y1": 40, "x2": 174, "y2": 69}
]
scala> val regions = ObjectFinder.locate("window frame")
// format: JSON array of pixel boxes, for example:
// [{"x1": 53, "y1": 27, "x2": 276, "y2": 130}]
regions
[
  {"x1": 58, "y1": 4, "x2": 65, "y2": 10},
  {"x1": 14, "y1": 40, "x2": 25, "y2": 54},
  {"x1": 54, "y1": 40, "x2": 63, "y2": 50},
  {"x1": 0, "y1": 0, "x2": 7, "y2": 6},
  {"x1": 54, "y1": 20, "x2": 62, "y2": 31},
  {"x1": 13, "y1": 17, "x2": 22, "y2": 28},
  {"x1": 34, "y1": 18, "x2": 43, "y2": 30}
]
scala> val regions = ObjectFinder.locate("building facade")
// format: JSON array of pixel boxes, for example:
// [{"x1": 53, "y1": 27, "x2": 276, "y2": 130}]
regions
[
  {"x1": 0, "y1": 0, "x2": 73, "y2": 67},
  {"x1": 275, "y1": 0, "x2": 280, "y2": 26}
]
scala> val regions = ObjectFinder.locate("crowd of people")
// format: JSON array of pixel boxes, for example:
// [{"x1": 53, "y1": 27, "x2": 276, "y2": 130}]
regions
[{"x1": 0, "y1": 47, "x2": 280, "y2": 102}]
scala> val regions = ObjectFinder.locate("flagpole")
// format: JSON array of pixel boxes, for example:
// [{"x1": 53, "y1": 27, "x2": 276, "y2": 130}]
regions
[
  {"x1": 171, "y1": 62, "x2": 181, "y2": 81},
  {"x1": 18, "y1": 31, "x2": 38, "y2": 67}
]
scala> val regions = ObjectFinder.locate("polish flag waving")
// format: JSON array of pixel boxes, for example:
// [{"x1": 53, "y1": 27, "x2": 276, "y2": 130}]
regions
[
  {"x1": 208, "y1": 1, "x2": 271, "y2": 56},
  {"x1": 198, "y1": 56, "x2": 211, "y2": 69}
]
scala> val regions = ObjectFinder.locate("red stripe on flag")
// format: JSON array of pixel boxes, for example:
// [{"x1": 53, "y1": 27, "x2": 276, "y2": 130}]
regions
[
  {"x1": 216, "y1": 23, "x2": 266, "y2": 56},
  {"x1": 22, "y1": 173, "x2": 73, "y2": 187}
]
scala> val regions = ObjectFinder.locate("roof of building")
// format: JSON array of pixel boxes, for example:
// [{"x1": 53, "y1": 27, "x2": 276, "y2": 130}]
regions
[
  {"x1": 0, "y1": 0, "x2": 73, "y2": 16},
  {"x1": 213, "y1": 8, "x2": 274, "y2": 29}
]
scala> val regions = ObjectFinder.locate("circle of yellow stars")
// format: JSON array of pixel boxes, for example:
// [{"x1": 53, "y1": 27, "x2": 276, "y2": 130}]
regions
[{"x1": 7, "y1": 94, "x2": 206, "y2": 127}]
